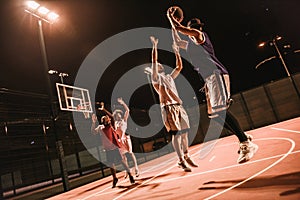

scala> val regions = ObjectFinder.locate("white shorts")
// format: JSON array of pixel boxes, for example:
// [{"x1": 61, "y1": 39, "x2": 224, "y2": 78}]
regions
[
  {"x1": 162, "y1": 104, "x2": 190, "y2": 132},
  {"x1": 205, "y1": 70, "x2": 230, "y2": 118},
  {"x1": 119, "y1": 135, "x2": 133, "y2": 154}
]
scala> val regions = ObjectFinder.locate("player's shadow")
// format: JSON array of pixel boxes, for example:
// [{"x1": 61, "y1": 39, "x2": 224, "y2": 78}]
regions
[
  {"x1": 116, "y1": 172, "x2": 173, "y2": 193},
  {"x1": 198, "y1": 171, "x2": 300, "y2": 197},
  {"x1": 76, "y1": 179, "x2": 112, "y2": 195},
  {"x1": 121, "y1": 186, "x2": 181, "y2": 200},
  {"x1": 280, "y1": 187, "x2": 300, "y2": 196}
]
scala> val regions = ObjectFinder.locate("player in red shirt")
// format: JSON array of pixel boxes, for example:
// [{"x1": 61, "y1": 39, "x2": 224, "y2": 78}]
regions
[{"x1": 91, "y1": 114, "x2": 135, "y2": 188}]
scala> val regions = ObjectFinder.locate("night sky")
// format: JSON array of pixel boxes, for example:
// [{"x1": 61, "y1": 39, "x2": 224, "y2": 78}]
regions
[{"x1": 1, "y1": 0, "x2": 300, "y2": 109}]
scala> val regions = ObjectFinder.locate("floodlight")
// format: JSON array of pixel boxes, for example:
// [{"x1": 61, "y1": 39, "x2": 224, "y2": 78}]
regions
[
  {"x1": 47, "y1": 12, "x2": 59, "y2": 22},
  {"x1": 256, "y1": 35, "x2": 291, "y2": 77},
  {"x1": 48, "y1": 70, "x2": 58, "y2": 74},
  {"x1": 38, "y1": 7, "x2": 49, "y2": 15},
  {"x1": 27, "y1": 1, "x2": 40, "y2": 10},
  {"x1": 258, "y1": 42, "x2": 265, "y2": 47}
]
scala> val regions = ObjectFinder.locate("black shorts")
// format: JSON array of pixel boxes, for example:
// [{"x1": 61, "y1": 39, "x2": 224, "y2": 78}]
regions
[{"x1": 106, "y1": 148, "x2": 123, "y2": 164}]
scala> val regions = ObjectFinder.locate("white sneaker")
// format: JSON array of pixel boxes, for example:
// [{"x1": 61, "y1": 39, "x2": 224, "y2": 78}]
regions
[
  {"x1": 238, "y1": 134, "x2": 254, "y2": 154},
  {"x1": 237, "y1": 141, "x2": 258, "y2": 164}
]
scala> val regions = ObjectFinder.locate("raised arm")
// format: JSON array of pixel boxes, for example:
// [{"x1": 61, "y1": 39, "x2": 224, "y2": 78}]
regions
[
  {"x1": 117, "y1": 97, "x2": 129, "y2": 122},
  {"x1": 91, "y1": 113, "x2": 102, "y2": 135},
  {"x1": 98, "y1": 102, "x2": 113, "y2": 118},
  {"x1": 167, "y1": 7, "x2": 204, "y2": 44},
  {"x1": 170, "y1": 43, "x2": 183, "y2": 79},
  {"x1": 172, "y1": 28, "x2": 188, "y2": 50},
  {"x1": 98, "y1": 102, "x2": 115, "y2": 128},
  {"x1": 150, "y1": 36, "x2": 159, "y2": 82}
]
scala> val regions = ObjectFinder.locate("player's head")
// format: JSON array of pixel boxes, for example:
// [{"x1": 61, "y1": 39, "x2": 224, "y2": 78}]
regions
[
  {"x1": 170, "y1": 6, "x2": 183, "y2": 22},
  {"x1": 101, "y1": 115, "x2": 111, "y2": 126},
  {"x1": 187, "y1": 18, "x2": 204, "y2": 31},
  {"x1": 113, "y1": 109, "x2": 123, "y2": 121}
]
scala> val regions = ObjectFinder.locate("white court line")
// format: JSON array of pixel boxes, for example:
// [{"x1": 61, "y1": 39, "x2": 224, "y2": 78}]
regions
[
  {"x1": 198, "y1": 140, "x2": 220, "y2": 159},
  {"x1": 112, "y1": 147, "x2": 201, "y2": 200},
  {"x1": 139, "y1": 156, "x2": 175, "y2": 173},
  {"x1": 271, "y1": 127, "x2": 300, "y2": 134},
  {"x1": 113, "y1": 137, "x2": 295, "y2": 200},
  {"x1": 204, "y1": 137, "x2": 295, "y2": 200},
  {"x1": 79, "y1": 135, "x2": 296, "y2": 200},
  {"x1": 95, "y1": 144, "x2": 299, "y2": 197},
  {"x1": 77, "y1": 183, "x2": 112, "y2": 200},
  {"x1": 79, "y1": 144, "x2": 200, "y2": 200},
  {"x1": 209, "y1": 156, "x2": 216, "y2": 162},
  {"x1": 141, "y1": 144, "x2": 200, "y2": 173},
  {"x1": 78, "y1": 151, "x2": 181, "y2": 199},
  {"x1": 157, "y1": 149, "x2": 300, "y2": 184}
]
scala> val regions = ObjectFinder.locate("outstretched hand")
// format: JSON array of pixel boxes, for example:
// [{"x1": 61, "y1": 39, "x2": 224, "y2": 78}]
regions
[
  {"x1": 117, "y1": 97, "x2": 124, "y2": 105},
  {"x1": 167, "y1": 6, "x2": 175, "y2": 18},
  {"x1": 98, "y1": 102, "x2": 104, "y2": 110},
  {"x1": 150, "y1": 36, "x2": 158, "y2": 46},
  {"x1": 167, "y1": 6, "x2": 178, "y2": 26}
]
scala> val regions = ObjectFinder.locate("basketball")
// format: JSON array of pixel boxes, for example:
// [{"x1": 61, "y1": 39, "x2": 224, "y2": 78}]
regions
[{"x1": 170, "y1": 6, "x2": 184, "y2": 22}]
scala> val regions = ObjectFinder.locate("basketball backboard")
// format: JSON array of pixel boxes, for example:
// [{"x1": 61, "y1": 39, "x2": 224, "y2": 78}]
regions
[{"x1": 56, "y1": 83, "x2": 93, "y2": 118}]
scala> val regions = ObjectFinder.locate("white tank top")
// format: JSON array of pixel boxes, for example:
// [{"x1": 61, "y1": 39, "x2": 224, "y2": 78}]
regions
[
  {"x1": 115, "y1": 119, "x2": 127, "y2": 135},
  {"x1": 152, "y1": 73, "x2": 182, "y2": 107}
]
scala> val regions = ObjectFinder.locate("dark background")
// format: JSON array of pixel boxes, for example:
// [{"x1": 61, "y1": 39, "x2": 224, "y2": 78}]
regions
[{"x1": 1, "y1": 0, "x2": 300, "y2": 109}]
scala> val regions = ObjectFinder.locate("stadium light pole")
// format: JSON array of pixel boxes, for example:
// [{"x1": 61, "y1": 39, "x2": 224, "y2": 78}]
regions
[
  {"x1": 25, "y1": 1, "x2": 59, "y2": 98},
  {"x1": 25, "y1": 1, "x2": 70, "y2": 192},
  {"x1": 258, "y1": 36, "x2": 300, "y2": 98},
  {"x1": 258, "y1": 35, "x2": 291, "y2": 77},
  {"x1": 25, "y1": 1, "x2": 60, "y2": 116}
]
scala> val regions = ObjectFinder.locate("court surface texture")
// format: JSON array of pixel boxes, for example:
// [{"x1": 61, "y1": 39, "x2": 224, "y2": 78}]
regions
[{"x1": 47, "y1": 117, "x2": 300, "y2": 200}]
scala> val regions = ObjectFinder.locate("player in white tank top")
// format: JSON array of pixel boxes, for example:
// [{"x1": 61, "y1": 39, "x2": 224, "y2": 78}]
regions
[{"x1": 113, "y1": 98, "x2": 140, "y2": 177}]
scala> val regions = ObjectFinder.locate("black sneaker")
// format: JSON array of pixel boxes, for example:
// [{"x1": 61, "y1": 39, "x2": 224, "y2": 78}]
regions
[
  {"x1": 178, "y1": 161, "x2": 192, "y2": 172},
  {"x1": 112, "y1": 178, "x2": 118, "y2": 188},
  {"x1": 135, "y1": 168, "x2": 140, "y2": 177},
  {"x1": 129, "y1": 174, "x2": 135, "y2": 184},
  {"x1": 185, "y1": 156, "x2": 198, "y2": 167}
]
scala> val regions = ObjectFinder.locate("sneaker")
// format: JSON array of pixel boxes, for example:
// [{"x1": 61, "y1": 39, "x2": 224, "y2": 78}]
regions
[
  {"x1": 178, "y1": 161, "x2": 192, "y2": 172},
  {"x1": 237, "y1": 141, "x2": 258, "y2": 164},
  {"x1": 135, "y1": 168, "x2": 140, "y2": 177},
  {"x1": 129, "y1": 174, "x2": 135, "y2": 184},
  {"x1": 184, "y1": 156, "x2": 198, "y2": 167},
  {"x1": 238, "y1": 134, "x2": 253, "y2": 154},
  {"x1": 112, "y1": 178, "x2": 118, "y2": 188}
]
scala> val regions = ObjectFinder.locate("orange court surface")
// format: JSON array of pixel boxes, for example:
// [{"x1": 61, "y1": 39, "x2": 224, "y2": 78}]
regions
[{"x1": 47, "y1": 117, "x2": 300, "y2": 200}]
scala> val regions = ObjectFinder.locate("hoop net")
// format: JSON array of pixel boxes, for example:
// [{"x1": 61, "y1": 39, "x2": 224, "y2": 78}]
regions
[{"x1": 77, "y1": 103, "x2": 91, "y2": 119}]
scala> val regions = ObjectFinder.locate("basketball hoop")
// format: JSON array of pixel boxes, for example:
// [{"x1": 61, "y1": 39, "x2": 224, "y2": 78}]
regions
[
  {"x1": 56, "y1": 83, "x2": 93, "y2": 118},
  {"x1": 77, "y1": 103, "x2": 91, "y2": 119}
]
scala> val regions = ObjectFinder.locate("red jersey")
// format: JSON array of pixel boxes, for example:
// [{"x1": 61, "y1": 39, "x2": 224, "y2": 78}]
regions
[{"x1": 101, "y1": 125, "x2": 122, "y2": 150}]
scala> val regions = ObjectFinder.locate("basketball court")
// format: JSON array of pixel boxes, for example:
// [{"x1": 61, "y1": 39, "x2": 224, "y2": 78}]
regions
[{"x1": 46, "y1": 117, "x2": 300, "y2": 200}]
